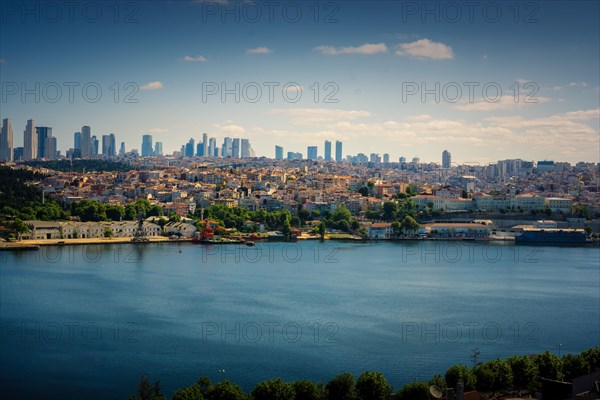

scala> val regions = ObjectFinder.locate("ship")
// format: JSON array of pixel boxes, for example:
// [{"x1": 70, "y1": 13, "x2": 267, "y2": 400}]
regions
[{"x1": 515, "y1": 228, "x2": 590, "y2": 244}]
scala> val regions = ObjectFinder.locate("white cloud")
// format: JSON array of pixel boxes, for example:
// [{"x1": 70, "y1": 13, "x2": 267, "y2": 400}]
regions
[
  {"x1": 269, "y1": 108, "x2": 372, "y2": 124},
  {"x1": 395, "y1": 39, "x2": 454, "y2": 60},
  {"x1": 147, "y1": 128, "x2": 169, "y2": 134},
  {"x1": 183, "y1": 54, "x2": 207, "y2": 62},
  {"x1": 314, "y1": 43, "x2": 388, "y2": 55},
  {"x1": 246, "y1": 47, "x2": 272, "y2": 55},
  {"x1": 561, "y1": 108, "x2": 600, "y2": 121},
  {"x1": 553, "y1": 81, "x2": 589, "y2": 90},
  {"x1": 453, "y1": 95, "x2": 551, "y2": 111},
  {"x1": 140, "y1": 81, "x2": 163, "y2": 90}
]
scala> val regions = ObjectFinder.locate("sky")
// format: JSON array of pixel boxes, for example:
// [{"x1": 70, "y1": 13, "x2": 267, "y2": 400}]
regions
[{"x1": 1, "y1": 0, "x2": 599, "y2": 164}]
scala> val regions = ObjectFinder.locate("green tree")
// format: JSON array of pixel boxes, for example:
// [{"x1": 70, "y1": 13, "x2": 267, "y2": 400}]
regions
[
  {"x1": 358, "y1": 187, "x2": 369, "y2": 197},
  {"x1": 428, "y1": 374, "x2": 446, "y2": 390},
  {"x1": 251, "y1": 378, "x2": 295, "y2": 400},
  {"x1": 298, "y1": 208, "x2": 311, "y2": 225},
  {"x1": 581, "y1": 348, "x2": 600, "y2": 371},
  {"x1": 204, "y1": 380, "x2": 246, "y2": 400},
  {"x1": 473, "y1": 359, "x2": 513, "y2": 393},
  {"x1": 382, "y1": 202, "x2": 398, "y2": 221},
  {"x1": 506, "y1": 355, "x2": 538, "y2": 391},
  {"x1": 128, "y1": 374, "x2": 166, "y2": 400},
  {"x1": 401, "y1": 216, "x2": 420, "y2": 234},
  {"x1": 396, "y1": 381, "x2": 429, "y2": 400},
  {"x1": 562, "y1": 353, "x2": 590, "y2": 381},
  {"x1": 534, "y1": 351, "x2": 562, "y2": 381},
  {"x1": 318, "y1": 221, "x2": 326, "y2": 240},
  {"x1": 292, "y1": 380, "x2": 324, "y2": 400},
  {"x1": 104, "y1": 228, "x2": 113, "y2": 238},
  {"x1": 405, "y1": 185, "x2": 418, "y2": 197},
  {"x1": 355, "y1": 371, "x2": 391, "y2": 400},
  {"x1": 11, "y1": 218, "x2": 29, "y2": 241},
  {"x1": 445, "y1": 364, "x2": 476, "y2": 391},
  {"x1": 172, "y1": 384, "x2": 203, "y2": 400},
  {"x1": 325, "y1": 372, "x2": 356, "y2": 400},
  {"x1": 106, "y1": 204, "x2": 125, "y2": 221}
]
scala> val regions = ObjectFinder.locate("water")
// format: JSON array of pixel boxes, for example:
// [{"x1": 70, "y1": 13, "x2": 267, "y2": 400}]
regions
[{"x1": 1, "y1": 241, "x2": 598, "y2": 399}]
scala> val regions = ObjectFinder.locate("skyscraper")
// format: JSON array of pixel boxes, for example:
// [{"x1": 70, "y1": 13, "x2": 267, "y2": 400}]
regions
[
  {"x1": 154, "y1": 142, "x2": 163, "y2": 156},
  {"x1": 208, "y1": 137, "x2": 217, "y2": 158},
  {"x1": 232, "y1": 138, "x2": 240, "y2": 158},
  {"x1": 91, "y1": 135, "x2": 99, "y2": 156},
  {"x1": 241, "y1": 139, "x2": 250, "y2": 158},
  {"x1": 275, "y1": 145, "x2": 283, "y2": 160},
  {"x1": 399, "y1": 156, "x2": 406, "y2": 163},
  {"x1": 119, "y1": 142, "x2": 126, "y2": 155},
  {"x1": 0, "y1": 118, "x2": 14, "y2": 162},
  {"x1": 45, "y1": 136, "x2": 57, "y2": 159},
  {"x1": 185, "y1": 138, "x2": 195, "y2": 157},
  {"x1": 196, "y1": 142, "x2": 203, "y2": 157},
  {"x1": 142, "y1": 134, "x2": 153, "y2": 157},
  {"x1": 74, "y1": 132, "x2": 81, "y2": 150},
  {"x1": 36, "y1": 127, "x2": 52, "y2": 159},
  {"x1": 222, "y1": 137, "x2": 232, "y2": 157},
  {"x1": 324, "y1": 140, "x2": 332, "y2": 161},
  {"x1": 81, "y1": 126, "x2": 91, "y2": 158},
  {"x1": 383, "y1": 153, "x2": 389, "y2": 163},
  {"x1": 102, "y1": 134, "x2": 116, "y2": 157},
  {"x1": 202, "y1": 133, "x2": 208, "y2": 157},
  {"x1": 23, "y1": 119, "x2": 37, "y2": 160},
  {"x1": 442, "y1": 150, "x2": 451, "y2": 168},
  {"x1": 307, "y1": 146, "x2": 318, "y2": 160},
  {"x1": 335, "y1": 140, "x2": 342, "y2": 162}
]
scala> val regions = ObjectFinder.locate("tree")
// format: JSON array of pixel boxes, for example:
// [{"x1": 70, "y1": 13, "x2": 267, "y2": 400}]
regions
[
  {"x1": 401, "y1": 216, "x2": 420, "y2": 234},
  {"x1": 428, "y1": 374, "x2": 446, "y2": 390},
  {"x1": 581, "y1": 348, "x2": 600, "y2": 371},
  {"x1": 473, "y1": 359, "x2": 513, "y2": 393},
  {"x1": 355, "y1": 371, "x2": 391, "y2": 400},
  {"x1": 562, "y1": 353, "x2": 590, "y2": 381},
  {"x1": 128, "y1": 374, "x2": 166, "y2": 400},
  {"x1": 204, "y1": 380, "x2": 246, "y2": 400},
  {"x1": 11, "y1": 218, "x2": 29, "y2": 241},
  {"x1": 104, "y1": 228, "x2": 113, "y2": 238},
  {"x1": 318, "y1": 222, "x2": 326, "y2": 240},
  {"x1": 533, "y1": 351, "x2": 562, "y2": 381},
  {"x1": 396, "y1": 381, "x2": 429, "y2": 400},
  {"x1": 251, "y1": 378, "x2": 295, "y2": 400},
  {"x1": 405, "y1": 185, "x2": 418, "y2": 197},
  {"x1": 172, "y1": 384, "x2": 202, "y2": 400},
  {"x1": 358, "y1": 187, "x2": 369, "y2": 197},
  {"x1": 298, "y1": 208, "x2": 311, "y2": 225},
  {"x1": 106, "y1": 204, "x2": 125, "y2": 221},
  {"x1": 506, "y1": 355, "x2": 538, "y2": 391},
  {"x1": 445, "y1": 364, "x2": 476, "y2": 391},
  {"x1": 382, "y1": 202, "x2": 398, "y2": 221},
  {"x1": 325, "y1": 372, "x2": 356, "y2": 400},
  {"x1": 293, "y1": 380, "x2": 324, "y2": 400}
]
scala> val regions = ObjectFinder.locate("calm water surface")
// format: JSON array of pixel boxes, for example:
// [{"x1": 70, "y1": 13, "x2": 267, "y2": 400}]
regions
[{"x1": 1, "y1": 241, "x2": 598, "y2": 399}]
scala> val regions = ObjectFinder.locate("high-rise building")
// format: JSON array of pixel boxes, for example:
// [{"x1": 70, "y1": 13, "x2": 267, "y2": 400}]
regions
[
  {"x1": 142, "y1": 134, "x2": 153, "y2": 157},
  {"x1": 208, "y1": 137, "x2": 217, "y2": 157},
  {"x1": 81, "y1": 126, "x2": 91, "y2": 158},
  {"x1": 399, "y1": 156, "x2": 406, "y2": 163},
  {"x1": 275, "y1": 145, "x2": 283, "y2": 160},
  {"x1": 241, "y1": 139, "x2": 251, "y2": 158},
  {"x1": 36, "y1": 127, "x2": 52, "y2": 159},
  {"x1": 102, "y1": 134, "x2": 116, "y2": 157},
  {"x1": 119, "y1": 142, "x2": 126, "y2": 155},
  {"x1": 335, "y1": 140, "x2": 342, "y2": 162},
  {"x1": 324, "y1": 140, "x2": 332, "y2": 161},
  {"x1": 0, "y1": 118, "x2": 14, "y2": 162},
  {"x1": 202, "y1": 133, "x2": 208, "y2": 157},
  {"x1": 307, "y1": 146, "x2": 318, "y2": 160},
  {"x1": 45, "y1": 136, "x2": 57, "y2": 159},
  {"x1": 442, "y1": 150, "x2": 451, "y2": 168},
  {"x1": 23, "y1": 119, "x2": 37, "y2": 160},
  {"x1": 196, "y1": 142, "x2": 203, "y2": 157},
  {"x1": 370, "y1": 153, "x2": 381, "y2": 163},
  {"x1": 74, "y1": 132, "x2": 81, "y2": 150},
  {"x1": 412, "y1": 157, "x2": 420, "y2": 163},
  {"x1": 91, "y1": 135, "x2": 99, "y2": 156},
  {"x1": 287, "y1": 151, "x2": 302, "y2": 160},
  {"x1": 222, "y1": 137, "x2": 232, "y2": 157},
  {"x1": 185, "y1": 138, "x2": 195, "y2": 157},
  {"x1": 383, "y1": 153, "x2": 389, "y2": 163},
  {"x1": 232, "y1": 138, "x2": 240, "y2": 158},
  {"x1": 154, "y1": 142, "x2": 163, "y2": 156}
]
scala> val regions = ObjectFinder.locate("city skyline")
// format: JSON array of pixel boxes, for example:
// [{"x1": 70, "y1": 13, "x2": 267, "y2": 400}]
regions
[{"x1": 1, "y1": 1, "x2": 598, "y2": 163}]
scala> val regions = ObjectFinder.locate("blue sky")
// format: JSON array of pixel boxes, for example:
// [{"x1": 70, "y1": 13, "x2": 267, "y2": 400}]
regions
[{"x1": 1, "y1": 0, "x2": 599, "y2": 163}]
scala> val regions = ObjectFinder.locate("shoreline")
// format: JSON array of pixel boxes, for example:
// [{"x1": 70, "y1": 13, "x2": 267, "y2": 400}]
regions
[{"x1": 2, "y1": 235, "x2": 597, "y2": 251}]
